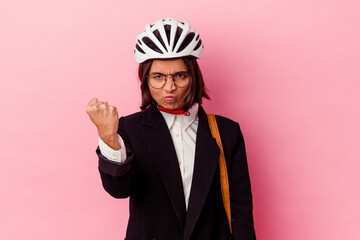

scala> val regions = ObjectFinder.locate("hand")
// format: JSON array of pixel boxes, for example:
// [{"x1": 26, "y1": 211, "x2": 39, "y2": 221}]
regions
[{"x1": 86, "y1": 97, "x2": 120, "y2": 150}]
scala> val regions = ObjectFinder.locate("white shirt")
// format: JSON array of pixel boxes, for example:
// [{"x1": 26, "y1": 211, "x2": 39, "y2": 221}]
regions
[{"x1": 99, "y1": 103, "x2": 199, "y2": 209}]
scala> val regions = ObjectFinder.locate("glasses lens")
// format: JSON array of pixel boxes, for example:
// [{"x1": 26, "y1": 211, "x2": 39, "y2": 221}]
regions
[
  {"x1": 149, "y1": 73, "x2": 166, "y2": 89},
  {"x1": 174, "y1": 72, "x2": 190, "y2": 88}
]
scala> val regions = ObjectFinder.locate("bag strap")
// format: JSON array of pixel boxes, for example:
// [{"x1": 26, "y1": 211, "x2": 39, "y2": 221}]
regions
[{"x1": 207, "y1": 114, "x2": 232, "y2": 233}]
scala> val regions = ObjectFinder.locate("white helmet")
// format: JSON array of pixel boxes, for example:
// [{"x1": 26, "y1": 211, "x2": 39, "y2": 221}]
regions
[{"x1": 134, "y1": 18, "x2": 204, "y2": 63}]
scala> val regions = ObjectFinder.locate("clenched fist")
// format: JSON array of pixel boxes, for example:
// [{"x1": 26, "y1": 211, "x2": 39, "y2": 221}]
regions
[{"x1": 86, "y1": 97, "x2": 120, "y2": 150}]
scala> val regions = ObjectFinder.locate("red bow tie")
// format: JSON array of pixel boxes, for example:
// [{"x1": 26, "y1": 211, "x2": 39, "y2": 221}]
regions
[{"x1": 158, "y1": 106, "x2": 189, "y2": 116}]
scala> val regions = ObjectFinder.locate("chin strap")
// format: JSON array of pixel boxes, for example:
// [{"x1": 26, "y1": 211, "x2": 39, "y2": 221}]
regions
[{"x1": 158, "y1": 106, "x2": 189, "y2": 116}]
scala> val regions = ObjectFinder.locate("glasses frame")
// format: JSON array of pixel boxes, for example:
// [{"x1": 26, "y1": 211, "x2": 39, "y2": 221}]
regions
[{"x1": 147, "y1": 71, "x2": 192, "y2": 89}]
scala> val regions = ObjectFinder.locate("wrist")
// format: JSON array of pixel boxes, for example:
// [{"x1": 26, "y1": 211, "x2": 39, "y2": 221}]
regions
[{"x1": 99, "y1": 133, "x2": 120, "y2": 150}]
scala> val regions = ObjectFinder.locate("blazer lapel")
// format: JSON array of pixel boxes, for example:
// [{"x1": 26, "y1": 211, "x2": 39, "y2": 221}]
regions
[
  {"x1": 139, "y1": 104, "x2": 187, "y2": 229},
  {"x1": 184, "y1": 107, "x2": 220, "y2": 240}
]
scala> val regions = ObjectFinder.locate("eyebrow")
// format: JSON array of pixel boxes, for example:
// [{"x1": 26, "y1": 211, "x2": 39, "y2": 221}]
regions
[{"x1": 149, "y1": 71, "x2": 188, "y2": 74}]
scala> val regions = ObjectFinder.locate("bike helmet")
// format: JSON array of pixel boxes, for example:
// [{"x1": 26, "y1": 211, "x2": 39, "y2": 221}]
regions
[{"x1": 134, "y1": 18, "x2": 204, "y2": 63}]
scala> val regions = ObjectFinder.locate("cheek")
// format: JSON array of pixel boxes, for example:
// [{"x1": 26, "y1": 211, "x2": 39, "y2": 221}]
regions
[
  {"x1": 148, "y1": 83, "x2": 155, "y2": 98},
  {"x1": 181, "y1": 85, "x2": 191, "y2": 100},
  {"x1": 148, "y1": 87, "x2": 161, "y2": 102}
]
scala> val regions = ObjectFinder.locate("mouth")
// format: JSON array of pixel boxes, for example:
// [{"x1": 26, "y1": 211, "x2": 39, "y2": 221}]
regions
[{"x1": 164, "y1": 96, "x2": 176, "y2": 102}]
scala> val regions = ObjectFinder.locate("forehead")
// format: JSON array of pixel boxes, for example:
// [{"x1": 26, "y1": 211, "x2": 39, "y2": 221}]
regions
[{"x1": 149, "y1": 59, "x2": 188, "y2": 73}]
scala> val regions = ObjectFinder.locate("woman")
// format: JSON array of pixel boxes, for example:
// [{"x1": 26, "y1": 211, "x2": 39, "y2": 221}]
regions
[{"x1": 86, "y1": 18, "x2": 256, "y2": 240}]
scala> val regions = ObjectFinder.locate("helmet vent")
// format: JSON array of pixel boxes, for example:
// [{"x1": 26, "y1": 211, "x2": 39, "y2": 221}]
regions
[
  {"x1": 164, "y1": 24, "x2": 171, "y2": 45},
  {"x1": 142, "y1": 37, "x2": 163, "y2": 54},
  {"x1": 194, "y1": 39, "x2": 202, "y2": 51},
  {"x1": 172, "y1": 27, "x2": 183, "y2": 51},
  {"x1": 177, "y1": 32, "x2": 195, "y2": 53},
  {"x1": 153, "y1": 29, "x2": 167, "y2": 52},
  {"x1": 135, "y1": 44, "x2": 145, "y2": 54}
]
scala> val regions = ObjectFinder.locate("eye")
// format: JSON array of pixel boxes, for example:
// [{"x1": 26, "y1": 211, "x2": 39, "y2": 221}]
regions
[
  {"x1": 175, "y1": 72, "x2": 188, "y2": 78},
  {"x1": 152, "y1": 73, "x2": 164, "y2": 79}
]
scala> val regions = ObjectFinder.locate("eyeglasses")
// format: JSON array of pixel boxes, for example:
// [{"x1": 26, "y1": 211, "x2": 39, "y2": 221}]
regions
[{"x1": 147, "y1": 71, "x2": 191, "y2": 89}]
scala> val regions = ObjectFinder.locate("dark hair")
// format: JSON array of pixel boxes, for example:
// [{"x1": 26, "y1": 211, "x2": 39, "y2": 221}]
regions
[{"x1": 138, "y1": 57, "x2": 210, "y2": 111}]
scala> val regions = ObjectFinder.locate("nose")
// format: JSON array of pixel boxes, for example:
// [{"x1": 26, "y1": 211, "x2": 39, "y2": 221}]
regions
[{"x1": 163, "y1": 75, "x2": 176, "y2": 92}]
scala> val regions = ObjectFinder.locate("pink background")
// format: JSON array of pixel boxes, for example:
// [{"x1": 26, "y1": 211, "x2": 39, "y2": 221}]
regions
[{"x1": 1, "y1": 0, "x2": 359, "y2": 239}]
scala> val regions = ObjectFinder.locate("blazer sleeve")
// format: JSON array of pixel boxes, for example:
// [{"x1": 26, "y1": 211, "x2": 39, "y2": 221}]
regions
[
  {"x1": 220, "y1": 119, "x2": 256, "y2": 239},
  {"x1": 97, "y1": 116, "x2": 137, "y2": 199}
]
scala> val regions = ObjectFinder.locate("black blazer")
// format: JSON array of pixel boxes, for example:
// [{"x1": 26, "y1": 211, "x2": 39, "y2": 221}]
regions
[{"x1": 97, "y1": 104, "x2": 256, "y2": 240}]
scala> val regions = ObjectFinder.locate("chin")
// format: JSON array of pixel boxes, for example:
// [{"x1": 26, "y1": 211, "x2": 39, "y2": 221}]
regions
[
  {"x1": 164, "y1": 105, "x2": 178, "y2": 110},
  {"x1": 163, "y1": 102, "x2": 180, "y2": 110}
]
